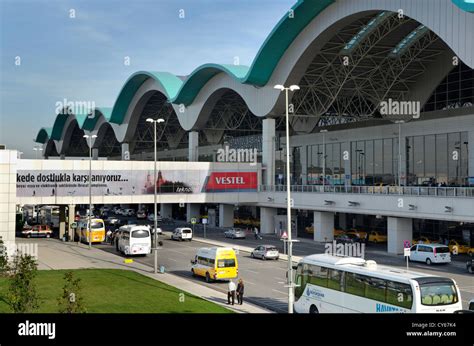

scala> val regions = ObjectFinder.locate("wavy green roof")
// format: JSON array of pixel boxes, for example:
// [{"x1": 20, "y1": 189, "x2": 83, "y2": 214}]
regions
[
  {"x1": 452, "y1": 0, "x2": 474, "y2": 12},
  {"x1": 35, "y1": 128, "x2": 52, "y2": 144}
]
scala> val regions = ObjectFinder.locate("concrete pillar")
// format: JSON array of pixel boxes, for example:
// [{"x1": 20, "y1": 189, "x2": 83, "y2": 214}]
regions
[
  {"x1": 219, "y1": 204, "x2": 234, "y2": 228},
  {"x1": 262, "y1": 118, "x2": 276, "y2": 186},
  {"x1": 186, "y1": 203, "x2": 200, "y2": 222},
  {"x1": 188, "y1": 131, "x2": 199, "y2": 162},
  {"x1": 399, "y1": 132, "x2": 407, "y2": 186},
  {"x1": 68, "y1": 204, "x2": 76, "y2": 241},
  {"x1": 59, "y1": 205, "x2": 66, "y2": 239},
  {"x1": 387, "y1": 217, "x2": 413, "y2": 254},
  {"x1": 301, "y1": 145, "x2": 308, "y2": 185},
  {"x1": 121, "y1": 142, "x2": 129, "y2": 160},
  {"x1": 260, "y1": 207, "x2": 277, "y2": 234},
  {"x1": 313, "y1": 211, "x2": 334, "y2": 242},
  {"x1": 0, "y1": 150, "x2": 17, "y2": 256},
  {"x1": 160, "y1": 203, "x2": 172, "y2": 219},
  {"x1": 92, "y1": 148, "x2": 99, "y2": 160},
  {"x1": 468, "y1": 131, "x2": 474, "y2": 183}
]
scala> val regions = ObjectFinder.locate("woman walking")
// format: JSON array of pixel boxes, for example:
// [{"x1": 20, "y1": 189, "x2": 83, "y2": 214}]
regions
[{"x1": 236, "y1": 279, "x2": 245, "y2": 305}]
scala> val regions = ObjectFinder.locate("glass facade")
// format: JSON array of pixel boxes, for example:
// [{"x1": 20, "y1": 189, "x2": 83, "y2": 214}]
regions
[
  {"x1": 307, "y1": 143, "x2": 344, "y2": 185},
  {"x1": 406, "y1": 132, "x2": 469, "y2": 186}
]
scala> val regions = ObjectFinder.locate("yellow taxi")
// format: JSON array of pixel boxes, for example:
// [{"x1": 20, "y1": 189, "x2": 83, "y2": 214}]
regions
[
  {"x1": 368, "y1": 231, "x2": 388, "y2": 243},
  {"x1": 305, "y1": 224, "x2": 314, "y2": 234},
  {"x1": 346, "y1": 229, "x2": 368, "y2": 240},
  {"x1": 448, "y1": 239, "x2": 473, "y2": 255},
  {"x1": 412, "y1": 236, "x2": 431, "y2": 245}
]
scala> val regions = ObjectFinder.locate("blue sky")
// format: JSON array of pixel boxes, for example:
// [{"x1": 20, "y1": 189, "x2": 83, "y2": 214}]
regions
[{"x1": 0, "y1": 0, "x2": 294, "y2": 158}]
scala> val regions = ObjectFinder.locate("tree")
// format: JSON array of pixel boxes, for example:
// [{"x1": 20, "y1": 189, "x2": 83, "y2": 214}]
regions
[
  {"x1": 7, "y1": 253, "x2": 40, "y2": 312},
  {"x1": 0, "y1": 236, "x2": 9, "y2": 277},
  {"x1": 58, "y1": 271, "x2": 86, "y2": 313}
]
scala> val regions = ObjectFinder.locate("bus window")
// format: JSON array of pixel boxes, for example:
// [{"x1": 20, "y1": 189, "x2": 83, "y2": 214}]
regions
[
  {"x1": 386, "y1": 281, "x2": 413, "y2": 309},
  {"x1": 132, "y1": 230, "x2": 150, "y2": 238},
  {"x1": 295, "y1": 264, "x2": 304, "y2": 299},
  {"x1": 345, "y1": 273, "x2": 366, "y2": 297},
  {"x1": 365, "y1": 277, "x2": 386, "y2": 302},
  {"x1": 420, "y1": 283, "x2": 458, "y2": 306},
  {"x1": 308, "y1": 265, "x2": 328, "y2": 288},
  {"x1": 327, "y1": 269, "x2": 342, "y2": 291},
  {"x1": 217, "y1": 259, "x2": 235, "y2": 268}
]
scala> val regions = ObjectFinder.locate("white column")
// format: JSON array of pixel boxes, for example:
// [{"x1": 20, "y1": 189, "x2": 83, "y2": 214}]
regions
[
  {"x1": 186, "y1": 203, "x2": 200, "y2": 222},
  {"x1": 313, "y1": 211, "x2": 334, "y2": 242},
  {"x1": 92, "y1": 148, "x2": 99, "y2": 160},
  {"x1": 260, "y1": 207, "x2": 277, "y2": 234},
  {"x1": 188, "y1": 131, "x2": 199, "y2": 162},
  {"x1": 387, "y1": 217, "x2": 413, "y2": 254},
  {"x1": 121, "y1": 142, "x2": 129, "y2": 160},
  {"x1": 68, "y1": 204, "x2": 76, "y2": 241},
  {"x1": 218, "y1": 204, "x2": 234, "y2": 228},
  {"x1": 160, "y1": 203, "x2": 172, "y2": 219},
  {"x1": 342, "y1": 141, "x2": 351, "y2": 186},
  {"x1": 262, "y1": 118, "x2": 276, "y2": 186}
]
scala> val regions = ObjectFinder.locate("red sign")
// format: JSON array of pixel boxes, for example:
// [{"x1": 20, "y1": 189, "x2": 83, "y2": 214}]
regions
[
  {"x1": 203, "y1": 172, "x2": 257, "y2": 192},
  {"x1": 281, "y1": 231, "x2": 288, "y2": 239}
]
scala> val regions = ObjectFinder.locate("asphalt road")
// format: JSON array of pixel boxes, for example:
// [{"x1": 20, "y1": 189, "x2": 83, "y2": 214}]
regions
[{"x1": 102, "y1": 216, "x2": 474, "y2": 311}]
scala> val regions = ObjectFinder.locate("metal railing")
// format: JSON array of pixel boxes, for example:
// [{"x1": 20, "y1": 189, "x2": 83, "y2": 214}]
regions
[{"x1": 259, "y1": 185, "x2": 474, "y2": 197}]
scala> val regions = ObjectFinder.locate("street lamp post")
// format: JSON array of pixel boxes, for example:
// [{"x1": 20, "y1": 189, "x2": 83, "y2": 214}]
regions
[
  {"x1": 83, "y1": 134, "x2": 97, "y2": 250},
  {"x1": 146, "y1": 118, "x2": 165, "y2": 274},
  {"x1": 274, "y1": 83, "x2": 300, "y2": 314}
]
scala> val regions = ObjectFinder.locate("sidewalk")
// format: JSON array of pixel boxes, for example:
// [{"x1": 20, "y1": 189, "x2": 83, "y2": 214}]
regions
[{"x1": 20, "y1": 238, "x2": 271, "y2": 314}]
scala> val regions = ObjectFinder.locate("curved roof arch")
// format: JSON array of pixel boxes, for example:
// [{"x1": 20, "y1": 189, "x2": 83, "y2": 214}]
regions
[{"x1": 36, "y1": 0, "x2": 474, "y2": 150}]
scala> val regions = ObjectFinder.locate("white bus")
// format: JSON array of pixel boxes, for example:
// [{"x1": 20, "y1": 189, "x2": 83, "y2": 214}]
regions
[
  {"x1": 116, "y1": 225, "x2": 151, "y2": 256},
  {"x1": 294, "y1": 254, "x2": 462, "y2": 313}
]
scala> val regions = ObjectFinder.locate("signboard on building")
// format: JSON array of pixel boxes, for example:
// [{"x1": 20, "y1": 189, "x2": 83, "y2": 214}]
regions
[{"x1": 16, "y1": 169, "x2": 258, "y2": 197}]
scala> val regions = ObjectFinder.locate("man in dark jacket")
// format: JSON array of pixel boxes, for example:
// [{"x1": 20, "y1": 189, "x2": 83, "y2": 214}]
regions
[{"x1": 236, "y1": 279, "x2": 245, "y2": 305}]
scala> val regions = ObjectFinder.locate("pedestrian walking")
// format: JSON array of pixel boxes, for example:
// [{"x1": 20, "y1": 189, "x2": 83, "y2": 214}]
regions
[
  {"x1": 236, "y1": 279, "x2": 245, "y2": 305},
  {"x1": 227, "y1": 280, "x2": 236, "y2": 305},
  {"x1": 254, "y1": 227, "x2": 260, "y2": 240}
]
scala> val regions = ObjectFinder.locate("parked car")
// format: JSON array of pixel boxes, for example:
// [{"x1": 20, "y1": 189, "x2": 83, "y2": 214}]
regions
[
  {"x1": 368, "y1": 231, "x2": 388, "y2": 243},
  {"x1": 412, "y1": 236, "x2": 432, "y2": 245},
  {"x1": 137, "y1": 210, "x2": 147, "y2": 219},
  {"x1": 105, "y1": 217, "x2": 120, "y2": 225},
  {"x1": 148, "y1": 225, "x2": 163, "y2": 235},
  {"x1": 408, "y1": 244, "x2": 451, "y2": 265},
  {"x1": 448, "y1": 239, "x2": 473, "y2": 255},
  {"x1": 251, "y1": 245, "x2": 279, "y2": 260},
  {"x1": 335, "y1": 233, "x2": 363, "y2": 244},
  {"x1": 467, "y1": 256, "x2": 473, "y2": 274},
  {"x1": 224, "y1": 228, "x2": 246, "y2": 239},
  {"x1": 22, "y1": 224, "x2": 53, "y2": 238},
  {"x1": 123, "y1": 209, "x2": 135, "y2": 217},
  {"x1": 171, "y1": 227, "x2": 193, "y2": 241},
  {"x1": 147, "y1": 213, "x2": 162, "y2": 222},
  {"x1": 346, "y1": 229, "x2": 368, "y2": 241}
]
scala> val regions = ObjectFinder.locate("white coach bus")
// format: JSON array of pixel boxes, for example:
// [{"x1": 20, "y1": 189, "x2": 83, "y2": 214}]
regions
[{"x1": 294, "y1": 254, "x2": 462, "y2": 313}]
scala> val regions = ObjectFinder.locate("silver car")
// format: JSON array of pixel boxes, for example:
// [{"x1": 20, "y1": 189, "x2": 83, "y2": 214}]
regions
[
  {"x1": 251, "y1": 245, "x2": 280, "y2": 260},
  {"x1": 224, "y1": 228, "x2": 246, "y2": 239}
]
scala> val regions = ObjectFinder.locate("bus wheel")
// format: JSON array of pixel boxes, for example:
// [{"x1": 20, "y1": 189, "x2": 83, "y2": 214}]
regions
[
  {"x1": 309, "y1": 305, "x2": 319, "y2": 314},
  {"x1": 27, "y1": 234, "x2": 31, "y2": 238},
  {"x1": 205, "y1": 273, "x2": 211, "y2": 283},
  {"x1": 426, "y1": 258, "x2": 432, "y2": 265},
  {"x1": 46, "y1": 234, "x2": 50, "y2": 238}
]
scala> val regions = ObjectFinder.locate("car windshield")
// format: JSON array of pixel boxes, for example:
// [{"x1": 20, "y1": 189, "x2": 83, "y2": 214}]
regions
[
  {"x1": 419, "y1": 282, "x2": 458, "y2": 306},
  {"x1": 435, "y1": 247, "x2": 450, "y2": 253},
  {"x1": 132, "y1": 230, "x2": 150, "y2": 238},
  {"x1": 217, "y1": 259, "x2": 236, "y2": 268}
]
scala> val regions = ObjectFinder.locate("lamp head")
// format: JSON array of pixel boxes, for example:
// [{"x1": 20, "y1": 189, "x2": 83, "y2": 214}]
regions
[
  {"x1": 146, "y1": 118, "x2": 154, "y2": 123},
  {"x1": 274, "y1": 84, "x2": 285, "y2": 91},
  {"x1": 289, "y1": 85, "x2": 300, "y2": 91}
]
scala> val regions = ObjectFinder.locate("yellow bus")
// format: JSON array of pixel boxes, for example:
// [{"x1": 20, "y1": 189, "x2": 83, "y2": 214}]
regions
[
  {"x1": 191, "y1": 247, "x2": 238, "y2": 283},
  {"x1": 77, "y1": 218, "x2": 106, "y2": 243}
]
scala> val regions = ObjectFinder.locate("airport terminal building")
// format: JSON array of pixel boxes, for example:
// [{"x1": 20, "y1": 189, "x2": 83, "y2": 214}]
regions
[{"x1": 19, "y1": 0, "x2": 474, "y2": 253}]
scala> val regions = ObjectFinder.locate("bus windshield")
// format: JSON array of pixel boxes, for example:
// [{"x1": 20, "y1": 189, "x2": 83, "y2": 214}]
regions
[{"x1": 419, "y1": 282, "x2": 458, "y2": 306}]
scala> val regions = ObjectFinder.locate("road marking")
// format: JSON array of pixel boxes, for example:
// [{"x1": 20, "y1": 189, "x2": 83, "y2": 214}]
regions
[
  {"x1": 244, "y1": 280, "x2": 256, "y2": 285},
  {"x1": 168, "y1": 258, "x2": 178, "y2": 262},
  {"x1": 274, "y1": 277, "x2": 284, "y2": 280},
  {"x1": 244, "y1": 269, "x2": 259, "y2": 274},
  {"x1": 272, "y1": 289, "x2": 287, "y2": 295}
]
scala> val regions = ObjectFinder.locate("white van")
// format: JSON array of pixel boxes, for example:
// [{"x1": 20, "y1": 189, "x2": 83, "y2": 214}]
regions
[
  {"x1": 171, "y1": 227, "x2": 193, "y2": 241},
  {"x1": 409, "y1": 244, "x2": 451, "y2": 265},
  {"x1": 116, "y1": 225, "x2": 151, "y2": 255}
]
